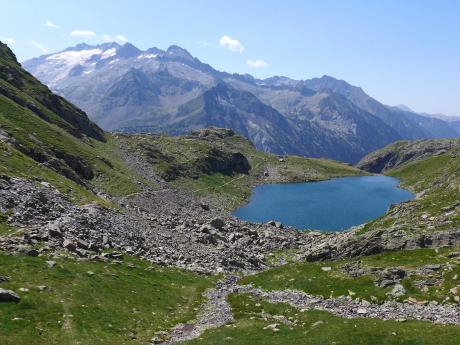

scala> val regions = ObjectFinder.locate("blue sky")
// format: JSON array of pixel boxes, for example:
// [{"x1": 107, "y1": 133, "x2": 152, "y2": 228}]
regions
[{"x1": 1, "y1": 0, "x2": 459, "y2": 115}]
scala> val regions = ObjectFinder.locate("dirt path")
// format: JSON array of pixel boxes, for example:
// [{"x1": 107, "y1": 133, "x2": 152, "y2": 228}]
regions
[{"x1": 158, "y1": 277, "x2": 236, "y2": 344}]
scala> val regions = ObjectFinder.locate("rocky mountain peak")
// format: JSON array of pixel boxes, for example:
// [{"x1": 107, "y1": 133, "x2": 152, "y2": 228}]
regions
[
  {"x1": 117, "y1": 42, "x2": 142, "y2": 58},
  {"x1": 166, "y1": 45, "x2": 194, "y2": 61}
]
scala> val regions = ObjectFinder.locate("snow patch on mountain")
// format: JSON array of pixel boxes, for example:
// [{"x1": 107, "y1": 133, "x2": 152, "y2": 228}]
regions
[{"x1": 138, "y1": 53, "x2": 157, "y2": 59}]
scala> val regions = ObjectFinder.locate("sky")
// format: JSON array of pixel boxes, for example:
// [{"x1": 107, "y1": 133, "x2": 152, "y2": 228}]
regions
[{"x1": 1, "y1": 0, "x2": 459, "y2": 116}]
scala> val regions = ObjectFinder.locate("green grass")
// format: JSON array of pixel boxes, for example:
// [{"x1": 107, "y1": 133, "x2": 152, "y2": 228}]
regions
[
  {"x1": 359, "y1": 143, "x2": 460, "y2": 235},
  {"x1": 183, "y1": 294, "x2": 460, "y2": 345},
  {"x1": 0, "y1": 252, "x2": 217, "y2": 345},
  {"x1": 241, "y1": 247, "x2": 460, "y2": 304},
  {"x1": 118, "y1": 132, "x2": 363, "y2": 209},
  {"x1": 240, "y1": 259, "x2": 388, "y2": 302}
]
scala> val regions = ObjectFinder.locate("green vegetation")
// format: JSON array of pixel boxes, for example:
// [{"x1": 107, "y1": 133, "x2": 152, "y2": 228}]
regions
[
  {"x1": 357, "y1": 141, "x2": 460, "y2": 235},
  {"x1": 118, "y1": 130, "x2": 362, "y2": 208},
  {"x1": 0, "y1": 42, "x2": 152, "y2": 204},
  {"x1": 184, "y1": 294, "x2": 460, "y2": 345},
  {"x1": 241, "y1": 247, "x2": 460, "y2": 303},
  {"x1": 241, "y1": 258, "x2": 388, "y2": 302},
  {"x1": 0, "y1": 252, "x2": 217, "y2": 345}
]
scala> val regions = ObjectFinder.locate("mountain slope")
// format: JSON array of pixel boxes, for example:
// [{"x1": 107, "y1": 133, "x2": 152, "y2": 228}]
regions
[
  {"x1": 356, "y1": 138, "x2": 460, "y2": 235},
  {"x1": 0, "y1": 41, "x2": 141, "y2": 197},
  {"x1": 22, "y1": 42, "x2": 460, "y2": 163}
]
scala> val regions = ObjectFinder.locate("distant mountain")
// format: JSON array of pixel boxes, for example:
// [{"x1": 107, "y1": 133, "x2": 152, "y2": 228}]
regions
[{"x1": 22, "y1": 42, "x2": 459, "y2": 163}]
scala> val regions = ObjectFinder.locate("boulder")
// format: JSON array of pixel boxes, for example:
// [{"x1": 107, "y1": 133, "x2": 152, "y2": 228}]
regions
[
  {"x1": 76, "y1": 239, "x2": 89, "y2": 250},
  {"x1": 0, "y1": 288, "x2": 20, "y2": 302},
  {"x1": 199, "y1": 203, "x2": 210, "y2": 211},
  {"x1": 48, "y1": 224, "x2": 63, "y2": 238},
  {"x1": 63, "y1": 239, "x2": 76, "y2": 252},
  {"x1": 210, "y1": 218, "x2": 225, "y2": 230}
]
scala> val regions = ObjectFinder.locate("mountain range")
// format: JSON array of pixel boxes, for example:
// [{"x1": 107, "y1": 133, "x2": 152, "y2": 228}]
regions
[{"x1": 22, "y1": 42, "x2": 460, "y2": 163}]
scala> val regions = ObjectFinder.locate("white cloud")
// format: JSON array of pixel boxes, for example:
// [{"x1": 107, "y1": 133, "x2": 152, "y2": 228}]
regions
[
  {"x1": 219, "y1": 35, "x2": 244, "y2": 53},
  {"x1": 101, "y1": 34, "x2": 128, "y2": 43},
  {"x1": 197, "y1": 40, "x2": 209, "y2": 46},
  {"x1": 0, "y1": 37, "x2": 16, "y2": 45},
  {"x1": 115, "y1": 34, "x2": 128, "y2": 43},
  {"x1": 31, "y1": 41, "x2": 48, "y2": 53},
  {"x1": 70, "y1": 29, "x2": 95, "y2": 37},
  {"x1": 246, "y1": 59, "x2": 268, "y2": 68},
  {"x1": 101, "y1": 34, "x2": 113, "y2": 41},
  {"x1": 45, "y1": 20, "x2": 58, "y2": 28}
]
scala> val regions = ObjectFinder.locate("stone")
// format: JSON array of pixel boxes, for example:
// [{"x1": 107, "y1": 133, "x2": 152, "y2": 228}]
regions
[
  {"x1": 311, "y1": 320, "x2": 324, "y2": 327},
  {"x1": 77, "y1": 239, "x2": 89, "y2": 250},
  {"x1": 449, "y1": 286, "x2": 459, "y2": 295},
  {"x1": 263, "y1": 323, "x2": 280, "y2": 332},
  {"x1": 17, "y1": 245, "x2": 39, "y2": 257},
  {"x1": 0, "y1": 288, "x2": 20, "y2": 302},
  {"x1": 48, "y1": 225, "x2": 63, "y2": 238},
  {"x1": 199, "y1": 203, "x2": 210, "y2": 211},
  {"x1": 210, "y1": 218, "x2": 225, "y2": 230},
  {"x1": 388, "y1": 284, "x2": 406, "y2": 297},
  {"x1": 274, "y1": 221, "x2": 284, "y2": 229},
  {"x1": 63, "y1": 239, "x2": 76, "y2": 252},
  {"x1": 46, "y1": 260, "x2": 56, "y2": 268},
  {"x1": 356, "y1": 308, "x2": 368, "y2": 314},
  {"x1": 321, "y1": 266, "x2": 332, "y2": 272}
]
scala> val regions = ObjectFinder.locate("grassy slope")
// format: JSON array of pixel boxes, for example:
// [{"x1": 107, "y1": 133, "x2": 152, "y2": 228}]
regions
[
  {"x1": 117, "y1": 131, "x2": 362, "y2": 208},
  {"x1": 358, "y1": 141, "x2": 460, "y2": 235},
  {"x1": 241, "y1": 246, "x2": 460, "y2": 304},
  {"x1": 0, "y1": 42, "x2": 149, "y2": 203},
  {"x1": 184, "y1": 294, "x2": 460, "y2": 345},
  {"x1": 0, "y1": 253, "x2": 216, "y2": 345}
]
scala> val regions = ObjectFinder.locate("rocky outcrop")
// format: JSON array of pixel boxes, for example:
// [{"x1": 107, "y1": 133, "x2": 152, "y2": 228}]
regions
[
  {"x1": 300, "y1": 227, "x2": 460, "y2": 262},
  {"x1": 356, "y1": 139, "x2": 459, "y2": 173}
]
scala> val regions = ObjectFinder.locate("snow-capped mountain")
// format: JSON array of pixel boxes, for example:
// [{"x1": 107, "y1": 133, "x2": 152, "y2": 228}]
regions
[{"x1": 22, "y1": 42, "x2": 459, "y2": 163}]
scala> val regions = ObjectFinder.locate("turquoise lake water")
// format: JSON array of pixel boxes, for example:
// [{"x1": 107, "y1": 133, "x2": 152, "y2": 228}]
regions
[{"x1": 233, "y1": 176, "x2": 414, "y2": 231}]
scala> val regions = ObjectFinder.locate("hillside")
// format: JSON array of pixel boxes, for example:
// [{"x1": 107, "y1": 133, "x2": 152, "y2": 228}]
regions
[
  {"x1": 355, "y1": 139, "x2": 460, "y2": 236},
  {"x1": 0, "y1": 41, "x2": 142, "y2": 199},
  {"x1": 23, "y1": 42, "x2": 459, "y2": 163}
]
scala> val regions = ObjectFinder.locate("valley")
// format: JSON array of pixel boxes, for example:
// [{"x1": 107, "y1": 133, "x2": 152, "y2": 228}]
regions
[{"x1": 1, "y1": 39, "x2": 460, "y2": 345}]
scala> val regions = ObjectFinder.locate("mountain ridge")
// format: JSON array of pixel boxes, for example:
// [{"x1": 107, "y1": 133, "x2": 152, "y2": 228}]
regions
[{"x1": 22, "y1": 41, "x2": 460, "y2": 163}]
